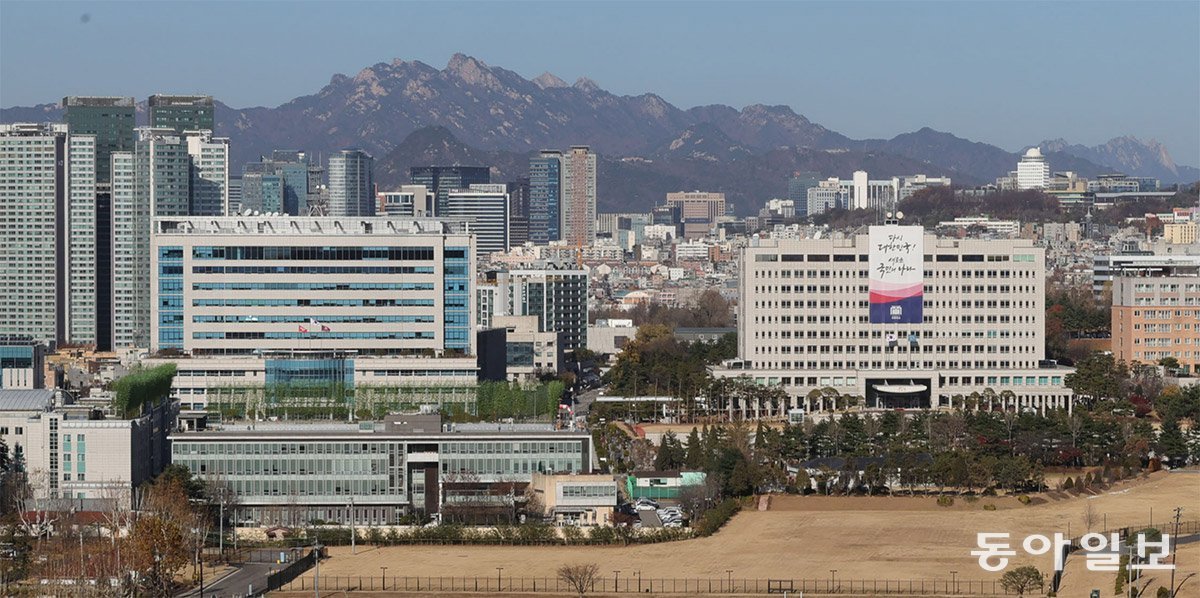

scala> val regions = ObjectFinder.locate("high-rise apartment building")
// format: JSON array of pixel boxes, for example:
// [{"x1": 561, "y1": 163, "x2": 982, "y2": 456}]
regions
[
  {"x1": 409, "y1": 166, "x2": 490, "y2": 216},
  {"x1": 714, "y1": 226, "x2": 1073, "y2": 416},
  {"x1": 1017, "y1": 147, "x2": 1050, "y2": 190},
  {"x1": 148, "y1": 94, "x2": 215, "y2": 134},
  {"x1": 328, "y1": 150, "x2": 375, "y2": 217},
  {"x1": 185, "y1": 130, "x2": 230, "y2": 216},
  {"x1": 0, "y1": 124, "x2": 98, "y2": 345},
  {"x1": 443, "y1": 184, "x2": 510, "y2": 259},
  {"x1": 150, "y1": 216, "x2": 476, "y2": 356},
  {"x1": 496, "y1": 269, "x2": 589, "y2": 352},
  {"x1": 111, "y1": 128, "x2": 192, "y2": 349},
  {"x1": 560, "y1": 146, "x2": 597, "y2": 246},
  {"x1": 62, "y1": 96, "x2": 135, "y2": 185},
  {"x1": 63, "y1": 97, "x2": 135, "y2": 349},
  {"x1": 528, "y1": 152, "x2": 562, "y2": 244},
  {"x1": 665, "y1": 191, "x2": 726, "y2": 239}
]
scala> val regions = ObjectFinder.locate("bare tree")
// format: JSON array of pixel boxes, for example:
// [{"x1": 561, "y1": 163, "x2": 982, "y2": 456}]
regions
[
  {"x1": 557, "y1": 562, "x2": 601, "y2": 597},
  {"x1": 1083, "y1": 501, "x2": 1099, "y2": 532}
]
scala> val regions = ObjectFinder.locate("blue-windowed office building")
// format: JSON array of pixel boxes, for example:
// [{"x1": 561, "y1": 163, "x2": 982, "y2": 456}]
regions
[{"x1": 148, "y1": 217, "x2": 479, "y2": 416}]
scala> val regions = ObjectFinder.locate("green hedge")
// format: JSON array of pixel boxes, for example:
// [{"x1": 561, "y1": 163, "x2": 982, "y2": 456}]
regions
[
  {"x1": 112, "y1": 363, "x2": 176, "y2": 417},
  {"x1": 693, "y1": 498, "x2": 742, "y2": 537}
]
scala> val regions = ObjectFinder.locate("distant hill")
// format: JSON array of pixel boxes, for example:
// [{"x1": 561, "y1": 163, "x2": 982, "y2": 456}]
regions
[{"x1": 5, "y1": 53, "x2": 1196, "y2": 214}]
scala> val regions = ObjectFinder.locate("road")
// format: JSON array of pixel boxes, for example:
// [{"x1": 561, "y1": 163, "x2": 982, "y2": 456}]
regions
[
  {"x1": 573, "y1": 387, "x2": 603, "y2": 417},
  {"x1": 176, "y1": 562, "x2": 275, "y2": 598}
]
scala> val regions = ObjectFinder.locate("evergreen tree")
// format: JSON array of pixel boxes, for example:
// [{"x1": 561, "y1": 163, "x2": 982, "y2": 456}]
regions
[
  {"x1": 1156, "y1": 418, "x2": 1189, "y2": 466},
  {"x1": 685, "y1": 427, "x2": 703, "y2": 469}
]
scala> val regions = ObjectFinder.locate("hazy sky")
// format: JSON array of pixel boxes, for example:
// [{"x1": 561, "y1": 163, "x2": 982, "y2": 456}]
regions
[{"x1": 2, "y1": 1, "x2": 1197, "y2": 164}]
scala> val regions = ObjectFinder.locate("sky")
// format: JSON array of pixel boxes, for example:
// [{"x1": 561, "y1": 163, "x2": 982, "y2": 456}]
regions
[{"x1": 2, "y1": 1, "x2": 1198, "y2": 165}]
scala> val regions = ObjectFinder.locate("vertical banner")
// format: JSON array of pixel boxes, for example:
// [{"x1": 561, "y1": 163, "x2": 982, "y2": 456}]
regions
[{"x1": 869, "y1": 225, "x2": 924, "y2": 324}]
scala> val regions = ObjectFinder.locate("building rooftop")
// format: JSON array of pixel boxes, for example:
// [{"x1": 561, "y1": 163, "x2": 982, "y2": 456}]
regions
[{"x1": 0, "y1": 390, "x2": 56, "y2": 412}]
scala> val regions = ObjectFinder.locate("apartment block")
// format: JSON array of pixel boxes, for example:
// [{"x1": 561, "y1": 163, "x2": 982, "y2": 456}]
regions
[{"x1": 1111, "y1": 261, "x2": 1200, "y2": 373}]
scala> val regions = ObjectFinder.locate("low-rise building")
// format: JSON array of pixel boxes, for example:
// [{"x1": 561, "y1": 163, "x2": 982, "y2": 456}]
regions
[
  {"x1": 0, "y1": 389, "x2": 176, "y2": 506},
  {"x1": 493, "y1": 315, "x2": 565, "y2": 380},
  {"x1": 170, "y1": 412, "x2": 594, "y2": 525},
  {"x1": 623, "y1": 470, "x2": 707, "y2": 500},
  {"x1": 528, "y1": 472, "x2": 618, "y2": 526}
]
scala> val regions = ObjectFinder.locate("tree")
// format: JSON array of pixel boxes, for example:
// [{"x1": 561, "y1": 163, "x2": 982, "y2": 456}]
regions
[
  {"x1": 1065, "y1": 353, "x2": 1129, "y2": 407},
  {"x1": 1000, "y1": 565, "x2": 1043, "y2": 596},
  {"x1": 557, "y1": 563, "x2": 601, "y2": 597},
  {"x1": 654, "y1": 431, "x2": 686, "y2": 471},
  {"x1": 685, "y1": 428, "x2": 703, "y2": 469},
  {"x1": 126, "y1": 475, "x2": 200, "y2": 596},
  {"x1": 1156, "y1": 418, "x2": 1190, "y2": 466}
]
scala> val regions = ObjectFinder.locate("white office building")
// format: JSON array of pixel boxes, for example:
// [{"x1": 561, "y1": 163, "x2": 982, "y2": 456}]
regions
[
  {"x1": 713, "y1": 226, "x2": 1074, "y2": 416},
  {"x1": 444, "y1": 184, "x2": 510, "y2": 259},
  {"x1": 328, "y1": 149, "x2": 374, "y2": 217},
  {"x1": 1017, "y1": 148, "x2": 1050, "y2": 190},
  {"x1": 149, "y1": 216, "x2": 476, "y2": 356}
]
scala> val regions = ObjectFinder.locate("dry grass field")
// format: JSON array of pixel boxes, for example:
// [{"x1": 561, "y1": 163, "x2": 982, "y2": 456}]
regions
[{"x1": 288, "y1": 471, "x2": 1198, "y2": 595}]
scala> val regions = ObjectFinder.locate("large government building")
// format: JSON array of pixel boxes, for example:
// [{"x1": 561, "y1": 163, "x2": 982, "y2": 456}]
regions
[{"x1": 714, "y1": 225, "x2": 1074, "y2": 415}]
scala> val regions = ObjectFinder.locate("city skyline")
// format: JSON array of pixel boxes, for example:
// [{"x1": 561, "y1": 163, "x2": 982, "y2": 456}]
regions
[{"x1": 0, "y1": 1, "x2": 1197, "y2": 165}]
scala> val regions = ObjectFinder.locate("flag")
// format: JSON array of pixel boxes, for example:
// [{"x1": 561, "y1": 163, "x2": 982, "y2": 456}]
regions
[
  {"x1": 321, "y1": 325, "x2": 331, "y2": 332},
  {"x1": 298, "y1": 325, "x2": 308, "y2": 333},
  {"x1": 310, "y1": 318, "x2": 320, "y2": 325}
]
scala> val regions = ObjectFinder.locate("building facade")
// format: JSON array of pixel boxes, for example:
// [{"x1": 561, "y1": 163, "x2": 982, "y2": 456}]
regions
[
  {"x1": 560, "y1": 146, "x2": 597, "y2": 246},
  {"x1": 148, "y1": 94, "x2": 215, "y2": 134},
  {"x1": 328, "y1": 150, "x2": 375, "y2": 217},
  {"x1": 496, "y1": 269, "x2": 589, "y2": 353},
  {"x1": 714, "y1": 228, "x2": 1073, "y2": 415},
  {"x1": 1017, "y1": 148, "x2": 1050, "y2": 190},
  {"x1": 0, "y1": 389, "x2": 176, "y2": 505},
  {"x1": 149, "y1": 216, "x2": 476, "y2": 356},
  {"x1": 666, "y1": 191, "x2": 726, "y2": 239},
  {"x1": 0, "y1": 124, "x2": 98, "y2": 345},
  {"x1": 378, "y1": 185, "x2": 435, "y2": 218},
  {"x1": 170, "y1": 413, "x2": 593, "y2": 525},
  {"x1": 62, "y1": 96, "x2": 135, "y2": 185},
  {"x1": 409, "y1": 166, "x2": 490, "y2": 217},
  {"x1": 444, "y1": 184, "x2": 510, "y2": 260},
  {"x1": 528, "y1": 153, "x2": 562, "y2": 244},
  {"x1": 185, "y1": 130, "x2": 230, "y2": 216},
  {"x1": 1111, "y1": 261, "x2": 1200, "y2": 373}
]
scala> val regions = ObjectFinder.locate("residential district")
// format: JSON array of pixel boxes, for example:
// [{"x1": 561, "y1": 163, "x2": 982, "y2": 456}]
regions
[{"x1": 0, "y1": 96, "x2": 1197, "y2": 595}]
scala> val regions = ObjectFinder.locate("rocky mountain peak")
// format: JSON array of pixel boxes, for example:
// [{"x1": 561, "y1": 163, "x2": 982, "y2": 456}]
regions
[{"x1": 533, "y1": 72, "x2": 569, "y2": 89}]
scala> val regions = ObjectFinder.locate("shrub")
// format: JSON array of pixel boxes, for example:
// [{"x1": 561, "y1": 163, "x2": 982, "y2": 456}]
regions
[
  {"x1": 1017, "y1": 495, "x2": 1032, "y2": 505},
  {"x1": 112, "y1": 363, "x2": 177, "y2": 417},
  {"x1": 560, "y1": 525, "x2": 585, "y2": 544},
  {"x1": 1000, "y1": 565, "x2": 1043, "y2": 596},
  {"x1": 1062, "y1": 477, "x2": 1075, "y2": 490},
  {"x1": 693, "y1": 498, "x2": 742, "y2": 537},
  {"x1": 937, "y1": 496, "x2": 954, "y2": 507},
  {"x1": 964, "y1": 495, "x2": 979, "y2": 504},
  {"x1": 983, "y1": 504, "x2": 997, "y2": 511},
  {"x1": 1156, "y1": 586, "x2": 1171, "y2": 598}
]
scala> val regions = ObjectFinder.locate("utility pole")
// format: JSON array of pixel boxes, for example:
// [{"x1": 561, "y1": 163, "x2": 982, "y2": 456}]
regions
[
  {"x1": 1170, "y1": 506, "x2": 1183, "y2": 597},
  {"x1": 349, "y1": 497, "x2": 355, "y2": 555}
]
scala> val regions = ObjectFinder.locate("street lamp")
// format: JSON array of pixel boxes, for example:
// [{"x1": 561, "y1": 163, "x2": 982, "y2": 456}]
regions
[
  {"x1": 636, "y1": 570, "x2": 642, "y2": 593},
  {"x1": 497, "y1": 567, "x2": 504, "y2": 591},
  {"x1": 613, "y1": 570, "x2": 621, "y2": 591},
  {"x1": 726, "y1": 569, "x2": 733, "y2": 592},
  {"x1": 951, "y1": 570, "x2": 958, "y2": 592},
  {"x1": 313, "y1": 538, "x2": 323, "y2": 598},
  {"x1": 349, "y1": 498, "x2": 356, "y2": 555},
  {"x1": 830, "y1": 569, "x2": 838, "y2": 593},
  {"x1": 381, "y1": 566, "x2": 388, "y2": 590}
]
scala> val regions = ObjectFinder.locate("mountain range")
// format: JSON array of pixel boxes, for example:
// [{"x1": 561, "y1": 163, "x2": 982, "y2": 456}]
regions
[{"x1": 3, "y1": 53, "x2": 1195, "y2": 214}]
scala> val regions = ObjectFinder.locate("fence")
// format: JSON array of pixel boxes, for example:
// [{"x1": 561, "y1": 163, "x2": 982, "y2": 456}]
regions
[
  {"x1": 265, "y1": 547, "x2": 319, "y2": 592},
  {"x1": 1050, "y1": 519, "x2": 1200, "y2": 593},
  {"x1": 283, "y1": 575, "x2": 1028, "y2": 595}
]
